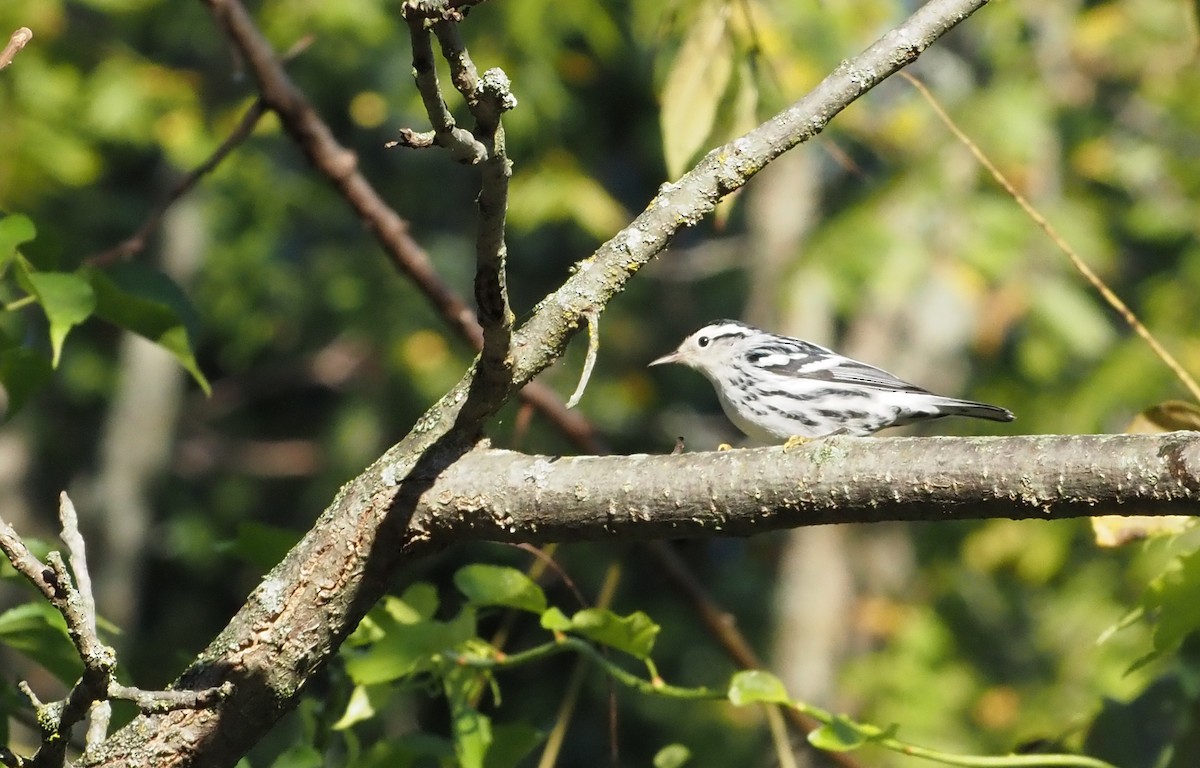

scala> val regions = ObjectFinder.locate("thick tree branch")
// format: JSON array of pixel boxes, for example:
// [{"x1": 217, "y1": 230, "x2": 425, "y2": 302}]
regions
[
  {"x1": 85, "y1": 0, "x2": 993, "y2": 764},
  {"x1": 405, "y1": 434, "x2": 1200, "y2": 544}
]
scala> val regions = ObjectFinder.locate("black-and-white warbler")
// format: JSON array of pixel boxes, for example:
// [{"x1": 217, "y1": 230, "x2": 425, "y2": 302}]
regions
[{"x1": 650, "y1": 320, "x2": 1014, "y2": 442}]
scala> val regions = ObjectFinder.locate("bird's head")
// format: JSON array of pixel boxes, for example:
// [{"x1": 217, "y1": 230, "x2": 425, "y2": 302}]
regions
[{"x1": 649, "y1": 320, "x2": 753, "y2": 378}]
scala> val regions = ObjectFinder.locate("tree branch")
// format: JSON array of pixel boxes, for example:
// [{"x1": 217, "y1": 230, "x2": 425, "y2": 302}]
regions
[
  {"x1": 84, "y1": 0, "x2": 994, "y2": 763},
  {"x1": 405, "y1": 434, "x2": 1200, "y2": 544},
  {"x1": 200, "y1": 0, "x2": 599, "y2": 451},
  {"x1": 0, "y1": 27, "x2": 32, "y2": 70},
  {"x1": 0, "y1": 496, "x2": 230, "y2": 768},
  {"x1": 506, "y1": 0, "x2": 995, "y2": 388}
]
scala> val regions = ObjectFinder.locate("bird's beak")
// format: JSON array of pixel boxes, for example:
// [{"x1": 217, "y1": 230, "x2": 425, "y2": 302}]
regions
[{"x1": 648, "y1": 350, "x2": 680, "y2": 367}]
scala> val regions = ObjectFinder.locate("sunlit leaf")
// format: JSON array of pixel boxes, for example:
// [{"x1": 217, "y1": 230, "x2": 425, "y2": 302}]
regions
[
  {"x1": 332, "y1": 684, "x2": 393, "y2": 731},
  {"x1": 653, "y1": 743, "x2": 692, "y2": 768},
  {"x1": 0, "y1": 214, "x2": 36, "y2": 275},
  {"x1": 727, "y1": 670, "x2": 791, "y2": 706},
  {"x1": 455, "y1": 564, "x2": 547, "y2": 614},
  {"x1": 1125, "y1": 548, "x2": 1200, "y2": 672},
  {"x1": 508, "y1": 155, "x2": 628, "y2": 238},
  {"x1": 659, "y1": 0, "x2": 734, "y2": 178},
  {"x1": 552, "y1": 608, "x2": 660, "y2": 659},
  {"x1": 17, "y1": 269, "x2": 96, "y2": 367},
  {"x1": 397, "y1": 582, "x2": 439, "y2": 621},
  {"x1": 342, "y1": 607, "x2": 476, "y2": 685},
  {"x1": 807, "y1": 716, "x2": 870, "y2": 752},
  {"x1": 712, "y1": 59, "x2": 758, "y2": 229},
  {"x1": 445, "y1": 667, "x2": 493, "y2": 768}
]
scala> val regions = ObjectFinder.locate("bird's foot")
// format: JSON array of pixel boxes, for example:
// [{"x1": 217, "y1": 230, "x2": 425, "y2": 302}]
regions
[
  {"x1": 782, "y1": 435, "x2": 810, "y2": 451},
  {"x1": 717, "y1": 443, "x2": 733, "y2": 451}
]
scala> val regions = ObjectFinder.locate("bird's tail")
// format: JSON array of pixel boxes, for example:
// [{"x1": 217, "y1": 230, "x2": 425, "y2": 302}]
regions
[{"x1": 937, "y1": 397, "x2": 1015, "y2": 423}]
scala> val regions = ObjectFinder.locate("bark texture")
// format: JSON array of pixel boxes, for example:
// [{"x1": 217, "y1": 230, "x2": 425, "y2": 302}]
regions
[{"x1": 406, "y1": 434, "x2": 1200, "y2": 544}]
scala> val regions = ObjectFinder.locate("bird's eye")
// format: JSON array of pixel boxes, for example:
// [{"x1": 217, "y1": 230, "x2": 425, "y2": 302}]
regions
[{"x1": 697, "y1": 336, "x2": 710, "y2": 348}]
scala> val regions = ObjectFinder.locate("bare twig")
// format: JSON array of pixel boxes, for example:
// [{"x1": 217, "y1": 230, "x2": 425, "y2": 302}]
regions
[
  {"x1": 57, "y1": 493, "x2": 95, "y2": 623},
  {"x1": 0, "y1": 28, "x2": 32, "y2": 70},
  {"x1": 565, "y1": 308, "x2": 599, "y2": 409},
  {"x1": 0, "y1": 502, "x2": 232, "y2": 767},
  {"x1": 86, "y1": 99, "x2": 269, "y2": 266},
  {"x1": 57, "y1": 493, "x2": 113, "y2": 749},
  {"x1": 644, "y1": 541, "x2": 864, "y2": 768},
  {"x1": 400, "y1": 7, "x2": 486, "y2": 162},
  {"x1": 201, "y1": 0, "x2": 599, "y2": 450},
  {"x1": 108, "y1": 682, "x2": 233, "y2": 714},
  {"x1": 904, "y1": 72, "x2": 1200, "y2": 403},
  {"x1": 418, "y1": 11, "x2": 518, "y2": 401}
]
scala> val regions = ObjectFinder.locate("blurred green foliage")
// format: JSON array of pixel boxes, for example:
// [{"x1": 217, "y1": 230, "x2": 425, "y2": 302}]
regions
[{"x1": 1, "y1": 0, "x2": 1200, "y2": 765}]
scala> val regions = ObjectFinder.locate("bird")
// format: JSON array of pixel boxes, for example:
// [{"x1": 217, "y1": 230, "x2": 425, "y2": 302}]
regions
[{"x1": 649, "y1": 320, "x2": 1014, "y2": 443}]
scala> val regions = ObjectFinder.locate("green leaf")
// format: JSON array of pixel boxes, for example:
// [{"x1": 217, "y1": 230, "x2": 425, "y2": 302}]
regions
[
  {"x1": 727, "y1": 670, "x2": 791, "y2": 706},
  {"x1": 539, "y1": 606, "x2": 572, "y2": 632},
  {"x1": 654, "y1": 743, "x2": 692, "y2": 768},
  {"x1": 659, "y1": 1, "x2": 734, "y2": 178},
  {"x1": 0, "y1": 602, "x2": 84, "y2": 685},
  {"x1": 354, "y1": 734, "x2": 454, "y2": 768},
  {"x1": 342, "y1": 607, "x2": 476, "y2": 685},
  {"x1": 346, "y1": 589, "x2": 438, "y2": 648},
  {"x1": 332, "y1": 684, "x2": 393, "y2": 731},
  {"x1": 445, "y1": 667, "x2": 493, "y2": 768},
  {"x1": 807, "y1": 716, "x2": 871, "y2": 752},
  {"x1": 455, "y1": 564, "x2": 547, "y2": 614},
  {"x1": 398, "y1": 582, "x2": 439, "y2": 621},
  {"x1": 17, "y1": 269, "x2": 96, "y2": 367},
  {"x1": 0, "y1": 214, "x2": 36, "y2": 275},
  {"x1": 0, "y1": 346, "x2": 53, "y2": 416},
  {"x1": 267, "y1": 743, "x2": 323, "y2": 768},
  {"x1": 1126, "y1": 548, "x2": 1200, "y2": 671},
  {"x1": 552, "y1": 608, "x2": 660, "y2": 659},
  {"x1": 483, "y1": 722, "x2": 544, "y2": 768},
  {"x1": 85, "y1": 265, "x2": 210, "y2": 394}
]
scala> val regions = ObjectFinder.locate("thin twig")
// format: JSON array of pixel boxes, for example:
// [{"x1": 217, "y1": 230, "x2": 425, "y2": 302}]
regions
[
  {"x1": 109, "y1": 681, "x2": 233, "y2": 714},
  {"x1": 0, "y1": 503, "x2": 232, "y2": 766},
  {"x1": 537, "y1": 565, "x2": 621, "y2": 768},
  {"x1": 645, "y1": 541, "x2": 865, "y2": 768},
  {"x1": 0, "y1": 28, "x2": 32, "y2": 70},
  {"x1": 58, "y1": 493, "x2": 94, "y2": 624},
  {"x1": 400, "y1": 7, "x2": 485, "y2": 162},
  {"x1": 58, "y1": 492, "x2": 114, "y2": 749},
  {"x1": 903, "y1": 72, "x2": 1200, "y2": 403},
  {"x1": 201, "y1": 0, "x2": 599, "y2": 450},
  {"x1": 424, "y1": 16, "x2": 517, "y2": 398},
  {"x1": 86, "y1": 99, "x2": 268, "y2": 266},
  {"x1": 565, "y1": 308, "x2": 599, "y2": 409}
]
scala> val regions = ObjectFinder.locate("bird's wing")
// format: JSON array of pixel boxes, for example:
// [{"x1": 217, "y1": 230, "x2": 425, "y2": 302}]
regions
[{"x1": 749, "y1": 343, "x2": 930, "y2": 394}]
